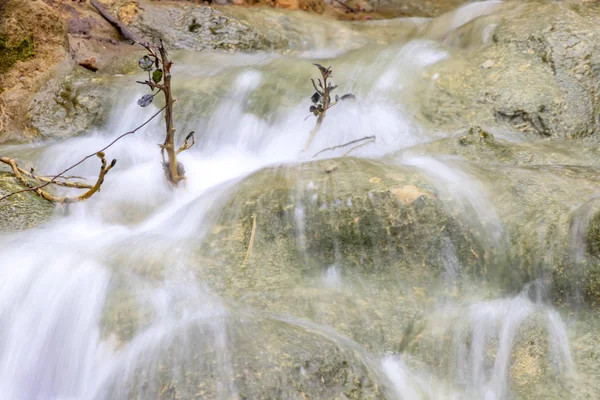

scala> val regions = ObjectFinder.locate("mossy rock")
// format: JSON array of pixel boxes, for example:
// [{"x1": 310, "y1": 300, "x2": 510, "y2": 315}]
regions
[
  {"x1": 400, "y1": 296, "x2": 575, "y2": 399},
  {"x1": 0, "y1": 172, "x2": 54, "y2": 231},
  {"x1": 130, "y1": 3, "x2": 289, "y2": 53},
  {"x1": 398, "y1": 130, "x2": 600, "y2": 307},
  {"x1": 97, "y1": 313, "x2": 390, "y2": 400},
  {"x1": 29, "y1": 71, "x2": 124, "y2": 138},
  {"x1": 199, "y1": 158, "x2": 484, "y2": 294},
  {"x1": 0, "y1": 34, "x2": 35, "y2": 75}
]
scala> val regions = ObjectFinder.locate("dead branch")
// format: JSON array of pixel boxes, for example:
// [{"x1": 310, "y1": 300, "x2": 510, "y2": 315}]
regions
[
  {"x1": 0, "y1": 105, "x2": 166, "y2": 202},
  {"x1": 313, "y1": 135, "x2": 376, "y2": 158},
  {"x1": 2, "y1": 161, "x2": 92, "y2": 189},
  {"x1": 1, "y1": 153, "x2": 116, "y2": 203},
  {"x1": 242, "y1": 214, "x2": 257, "y2": 267},
  {"x1": 90, "y1": 0, "x2": 144, "y2": 45}
]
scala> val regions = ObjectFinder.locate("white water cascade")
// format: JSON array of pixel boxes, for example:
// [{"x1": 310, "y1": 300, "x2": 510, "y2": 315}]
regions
[{"x1": 1, "y1": 1, "x2": 598, "y2": 399}]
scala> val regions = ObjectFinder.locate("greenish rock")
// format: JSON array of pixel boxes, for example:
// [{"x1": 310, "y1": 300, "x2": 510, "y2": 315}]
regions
[
  {"x1": 28, "y1": 71, "x2": 125, "y2": 138},
  {"x1": 397, "y1": 129, "x2": 600, "y2": 306},
  {"x1": 399, "y1": 297, "x2": 576, "y2": 400},
  {"x1": 129, "y1": 3, "x2": 392, "y2": 55},
  {"x1": 99, "y1": 310, "x2": 389, "y2": 399},
  {"x1": 0, "y1": 172, "x2": 54, "y2": 231},
  {"x1": 200, "y1": 157, "x2": 483, "y2": 288},
  {"x1": 130, "y1": 4, "x2": 288, "y2": 53},
  {"x1": 414, "y1": 2, "x2": 600, "y2": 140},
  {"x1": 0, "y1": 34, "x2": 35, "y2": 76}
]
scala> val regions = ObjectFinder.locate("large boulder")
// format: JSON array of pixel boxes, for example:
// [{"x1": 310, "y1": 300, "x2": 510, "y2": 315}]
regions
[
  {"x1": 399, "y1": 292, "x2": 577, "y2": 399},
  {"x1": 199, "y1": 158, "x2": 484, "y2": 288},
  {"x1": 124, "y1": 1, "x2": 381, "y2": 54},
  {"x1": 100, "y1": 158, "x2": 484, "y2": 355},
  {"x1": 399, "y1": 127, "x2": 600, "y2": 306},
  {"x1": 415, "y1": 2, "x2": 600, "y2": 140},
  {"x1": 97, "y1": 312, "x2": 389, "y2": 399}
]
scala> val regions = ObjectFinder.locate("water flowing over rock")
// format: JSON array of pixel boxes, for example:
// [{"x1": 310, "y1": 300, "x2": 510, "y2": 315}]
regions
[
  {"x1": 400, "y1": 127, "x2": 600, "y2": 305},
  {"x1": 416, "y1": 2, "x2": 600, "y2": 139},
  {"x1": 201, "y1": 158, "x2": 483, "y2": 284},
  {"x1": 2, "y1": 1, "x2": 600, "y2": 399}
]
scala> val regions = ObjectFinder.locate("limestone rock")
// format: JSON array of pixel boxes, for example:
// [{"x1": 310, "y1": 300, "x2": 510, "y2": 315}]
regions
[{"x1": 0, "y1": 172, "x2": 54, "y2": 231}]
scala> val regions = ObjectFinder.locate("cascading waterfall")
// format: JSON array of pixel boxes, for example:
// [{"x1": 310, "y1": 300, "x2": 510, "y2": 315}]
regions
[{"x1": 1, "y1": 1, "x2": 598, "y2": 399}]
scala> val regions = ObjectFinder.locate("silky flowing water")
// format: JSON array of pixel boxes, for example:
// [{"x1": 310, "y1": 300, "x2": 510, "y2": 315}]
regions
[{"x1": 1, "y1": 2, "x2": 599, "y2": 399}]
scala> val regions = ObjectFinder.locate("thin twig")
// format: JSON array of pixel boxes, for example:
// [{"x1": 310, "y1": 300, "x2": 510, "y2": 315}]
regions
[
  {"x1": 343, "y1": 139, "x2": 375, "y2": 156},
  {"x1": 0, "y1": 106, "x2": 166, "y2": 202},
  {"x1": 176, "y1": 131, "x2": 195, "y2": 155},
  {"x1": 242, "y1": 214, "x2": 257, "y2": 267},
  {"x1": 313, "y1": 135, "x2": 376, "y2": 158}
]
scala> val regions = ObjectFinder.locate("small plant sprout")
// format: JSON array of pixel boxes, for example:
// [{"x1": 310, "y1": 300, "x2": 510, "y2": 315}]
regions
[
  {"x1": 305, "y1": 64, "x2": 374, "y2": 157},
  {"x1": 135, "y1": 41, "x2": 195, "y2": 186}
]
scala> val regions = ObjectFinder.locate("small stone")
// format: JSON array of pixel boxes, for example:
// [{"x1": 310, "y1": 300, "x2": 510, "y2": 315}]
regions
[
  {"x1": 324, "y1": 162, "x2": 338, "y2": 173},
  {"x1": 79, "y1": 57, "x2": 98, "y2": 72},
  {"x1": 481, "y1": 60, "x2": 495, "y2": 69}
]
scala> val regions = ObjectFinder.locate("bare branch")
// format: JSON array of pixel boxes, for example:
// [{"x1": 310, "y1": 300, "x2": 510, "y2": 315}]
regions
[
  {"x1": 0, "y1": 106, "x2": 166, "y2": 202},
  {"x1": 304, "y1": 116, "x2": 324, "y2": 152},
  {"x1": 90, "y1": 0, "x2": 144, "y2": 45},
  {"x1": 136, "y1": 80, "x2": 165, "y2": 92},
  {"x1": 0, "y1": 159, "x2": 93, "y2": 189},
  {"x1": 0, "y1": 153, "x2": 115, "y2": 203},
  {"x1": 313, "y1": 135, "x2": 376, "y2": 158},
  {"x1": 176, "y1": 131, "x2": 195, "y2": 155},
  {"x1": 324, "y1": 101, "x2": 338, "y2": 111}
]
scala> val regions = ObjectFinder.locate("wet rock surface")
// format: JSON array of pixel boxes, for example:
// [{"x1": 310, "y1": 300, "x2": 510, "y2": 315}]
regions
[
  {"x1": 130, "y1": 3, "x2": 289, "y2": 52},
  {"x1": 0, "y1": 172, "x2": 54, "y2": 231},
  {"x1": 100, "y1": 313, "x2": 389, "y2": 399},
  {"x1": 28, "y1": 71, "x2": 121, "y2": 139},
  {"x1": 416, "y1": 2, "x2": 600, "y2": 140},
  {"x1": 399, "y1": 128, "x2": 600, "y2": 306},
  {"x1": 200, "y1": 158, "x2": 483, "y2": 284}
]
